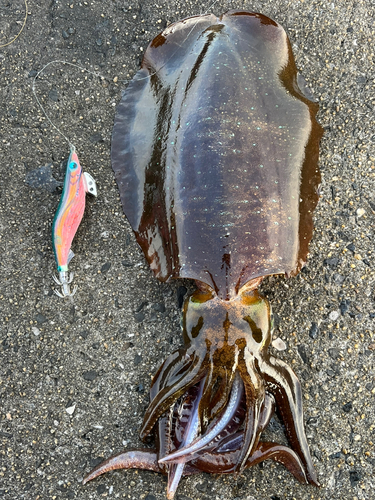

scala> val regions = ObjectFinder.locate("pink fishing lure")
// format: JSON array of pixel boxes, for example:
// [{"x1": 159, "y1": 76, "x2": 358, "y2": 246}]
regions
[{"x1": 52, "y1": 147, "x2": 97, "y2": 298}]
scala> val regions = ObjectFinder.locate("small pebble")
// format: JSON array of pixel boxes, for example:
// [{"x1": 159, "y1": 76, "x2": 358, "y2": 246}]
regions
[
  {"x1": 80, "y1": 330, "x2": 90, "y2": 339},
  {"x1": 153, "y1": 302, "x2": 166, "y2": 313},
  {"x1": 328, "y1": 348, "x2": 340, "y2": 360},
  {"x1": 272, "y1": 338, "x2": 286, "y2": 351},
  {"x1": 297, "y1": 344, "x2": 308, "y2": 364},
  {"x1": 349, "y1": 470, "x2": 361, "y2": 487},
  {"x1": 356, "y1": 207, "x2": 365, "y2": 217},
  {"x1": 66, "y1": 404, "x2": 76, "y2": 415},
  {"x1": 329, "y1": 310, "x2": 340, "y2": 321},
  {"x1": 324, "y1": 257, "x2": 340, "y2": 268},
  {"x1": 309, "y1": 322, "x2": 319, "y2": 339},
  {"x1": 340, "y1": 299, "x2": 350, "y2": 315},
  {"x1": 97, "y1": 484, "x2": 106, "y2": 494},
  {"x1": 196, "y1": 480, "x2": 208, "y2": 492},
  {"x1": 89, "y1": 132, "x2": 103, "y2": 144},
  {"x1": 134, "y1": 311, "x2": 145, "y2": 323},
  {"x1": 346, "y1": 243, "x2": 356, "y2": 253},
  {"x1": 134, "y1": 353, "x2": 142, "y2": 365},
  {"x1": 82, "y1": 370, "x2": 99, "y2": 381},
  {"x1": 101, "y1": 262, "x2": 111, "y2": 273},
  {"x1": 48, "y1": 88, "x2": 58, "y2": 102},
  {"x1": 32, "y1": 327, "x2": 40, "y2": 336},
  {"x1": 136, "y1": 301, "x2": 148, "y2": 312},
  {"x1": 35, "y1": 313, "x2": 47, "y2": 324},
  {"x1": 343, "y1": 401, "x2": 353, "y2": 412},
  {"x1": 332, "y1": 273, "x2": 345, "y2": 284}
]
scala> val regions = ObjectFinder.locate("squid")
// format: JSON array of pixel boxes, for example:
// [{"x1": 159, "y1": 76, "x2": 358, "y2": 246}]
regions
[{"x1": 83, "y1": 10, "x2": 323, "y2": 498}]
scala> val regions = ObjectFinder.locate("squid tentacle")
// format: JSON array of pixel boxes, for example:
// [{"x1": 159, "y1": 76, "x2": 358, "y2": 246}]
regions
[
  {"x1": 199, "y1": 345, "x2": 239, "y2": 425},
  {"x1": 257, "y1": 392, "x2": 276, "y2": 433},
  {"x1": 206, "y1": 369, "x2": 230, "y2": 419},
  {"x1": 191, "y1": 436, "x2": 308, "y2": 484},
  {"x1": 156, "y1": 405, "x2": 175, "y2": 474},
  {"x1": 140, "y1": 353, "x2": 207, "y2": 439},
  {"x1": 159, "y1": 372, "x2": 243, "y2": 464},
  {"x1": 208, "y1": 390, "x2": 274, "y2": 456},
  {"x1": 260, "y1": 355, "x2": 319, "y2": 486},
  {"x1": 196, "y1": 356, "x2": 216, "y2": 427},
  {"x1": 235, "y1": 356, "x2": 265, "y2": 471},
  {"x1": 206, "y1": 357, "x2": 239, "y2": 421},
  {"x1": 150, "y1": 348, "x2": 193, "y2": 401},
  {"x1": 82, "y1": 449, "x2": 161, "y2": 484},
  {"x1": 166, "y1": 377, "x2": 206, "y2": 500},
  {"x1": 248, "y1": 441, "x2": 309, "y2": 484}
]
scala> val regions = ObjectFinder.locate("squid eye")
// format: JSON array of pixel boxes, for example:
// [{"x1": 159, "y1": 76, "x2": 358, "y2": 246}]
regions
[
  {"x1": 243, "y1": 316, "x2": 263, "y2": 343},
  {"x1": 191, "y1": 316, "x2": 204, "y2": 338},
  {"x1": 69, "y1": 162, "x2": 78, "y2": 170}
]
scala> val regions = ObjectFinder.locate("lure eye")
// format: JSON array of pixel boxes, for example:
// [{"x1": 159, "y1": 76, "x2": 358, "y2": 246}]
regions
[{"x1": 69, "y1": 162, "x2": 78, "y2": 170}]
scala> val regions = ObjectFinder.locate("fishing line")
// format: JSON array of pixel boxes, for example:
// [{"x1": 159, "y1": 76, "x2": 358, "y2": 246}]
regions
[
  {"x1": 32, "y1": 0, "x2": 221, "y2": 144},
  {"x1": 32, "y1": 60, "x2": 107, "y2": 149},
  {"x1": 0, "y1": 0, "x2": 28, "y2": 48},
  {"x1": 32, "y1": 60, "x2": 107, "y2": 300}
]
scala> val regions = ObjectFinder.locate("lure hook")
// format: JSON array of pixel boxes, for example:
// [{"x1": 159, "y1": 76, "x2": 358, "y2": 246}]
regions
[{"x1": 53, "y1": 271, "x2": 77, "y2": 298}]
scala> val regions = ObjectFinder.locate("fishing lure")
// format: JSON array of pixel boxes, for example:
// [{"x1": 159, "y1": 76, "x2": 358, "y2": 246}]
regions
[
  {"x1": 52, "y1": 146, "x2": 97, "y2": 298},
  {"x1": 32, "y1": 62, "x2": 104, "y2": 299}
]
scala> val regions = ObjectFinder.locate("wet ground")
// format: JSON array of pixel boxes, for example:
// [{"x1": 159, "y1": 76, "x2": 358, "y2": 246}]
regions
[{"x1": 0, "y1": 0, "x2": 374, "y2": 499}]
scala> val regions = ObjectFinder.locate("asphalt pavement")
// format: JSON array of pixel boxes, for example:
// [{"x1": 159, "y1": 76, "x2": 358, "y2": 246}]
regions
[{"x1": 0, "y1": 1, "x2": 374, "y2": 499}]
